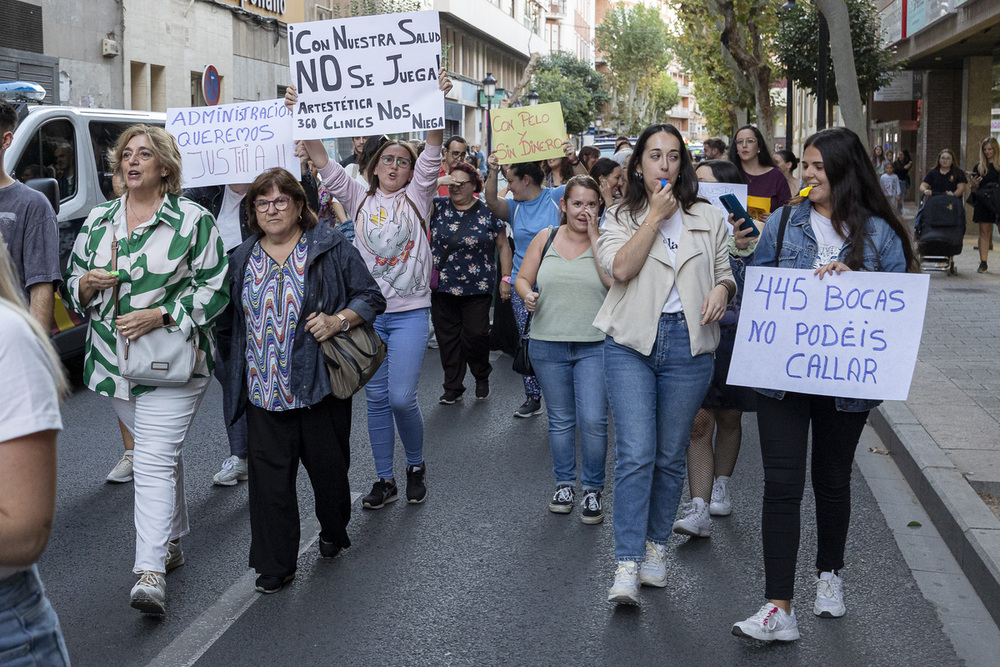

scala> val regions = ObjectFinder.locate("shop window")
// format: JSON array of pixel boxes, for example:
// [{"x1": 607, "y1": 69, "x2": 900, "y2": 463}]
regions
[{"x1": 89, "y1": 121, "x2": 132, "y2": 200}]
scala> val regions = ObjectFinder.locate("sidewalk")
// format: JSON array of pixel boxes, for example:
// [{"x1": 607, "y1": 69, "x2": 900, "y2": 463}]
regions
[{"x1": 870, "y1": 213, "x2": 1000, "y2": 625}]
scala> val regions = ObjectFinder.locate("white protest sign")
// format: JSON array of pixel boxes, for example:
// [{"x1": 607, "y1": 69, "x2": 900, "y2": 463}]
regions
[
  {"x1": 697, "y1": 182, "x2": 749, "y2": 234},
  {"x1": 727, "y1": 267, "x2": 929, "y2": 401},
  {"x1": 167, "y1": 99, "x2": 296, "y2": 188},
  {"x1": 287, "y1": 11, "x2": 443, "y2": 140}
]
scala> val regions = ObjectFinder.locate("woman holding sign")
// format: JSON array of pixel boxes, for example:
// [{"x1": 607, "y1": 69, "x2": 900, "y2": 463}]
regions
[
  {"x1": 595, "y1": 124, "x2": 735, "y2": 605},
  {"x1": 732, "y1": 127, "x2": 918, "y2": 643},
  {"x1": 287, "y1": 70, "x2": 451, "y2": 511}
]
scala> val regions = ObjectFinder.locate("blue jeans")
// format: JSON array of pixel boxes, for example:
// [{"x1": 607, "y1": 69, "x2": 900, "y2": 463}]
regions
[
  {"x1": 214, "y1": 350, "x2": 248, "y2": 459},
  {"x1": 605, "y1": 314, "x2": 714, "y2": 561},
  {"x1": 366, "y1": 308, "x2": 429, "y2": 479},
  {"x1": 0, "y1": 567, "x2": 70, "y2": 666},
  {"x1": 530, "y1": 340, "x2": 609, "y2": 489}
]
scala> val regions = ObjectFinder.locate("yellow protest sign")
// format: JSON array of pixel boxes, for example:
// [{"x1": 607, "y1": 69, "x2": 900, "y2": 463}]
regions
[{"x1": 490, "y1": 102, "x2": 566, "y2": 162}]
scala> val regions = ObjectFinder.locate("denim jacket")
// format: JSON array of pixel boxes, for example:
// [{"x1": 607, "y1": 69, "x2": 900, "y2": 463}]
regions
[
  {"x1": 218, "y1": 223, "x2": 386, "y2": 425},
  {"x1": 749, "y1": 202, "x2": 908, "y2": 412}
]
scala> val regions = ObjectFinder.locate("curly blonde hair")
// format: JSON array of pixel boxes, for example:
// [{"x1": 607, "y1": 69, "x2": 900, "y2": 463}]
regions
[{"x1": 107, "y1": 124, "x2": 183, "y2": 197}]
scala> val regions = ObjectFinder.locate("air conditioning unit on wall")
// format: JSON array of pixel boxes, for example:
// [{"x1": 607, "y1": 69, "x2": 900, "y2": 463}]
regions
[{"x1": 102, "y1": 39, "x2": 120, "y2": 57}]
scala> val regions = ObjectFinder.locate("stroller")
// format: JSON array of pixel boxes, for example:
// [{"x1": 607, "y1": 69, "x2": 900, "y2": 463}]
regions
[{"x1": 914, "y1": 193, "x2": 966, "y2": 275}]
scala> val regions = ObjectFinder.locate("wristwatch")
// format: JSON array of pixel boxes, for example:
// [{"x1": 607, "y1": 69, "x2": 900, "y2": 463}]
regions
[
  {"x1": 336, "y1": 314, "x2": 350, "y2": 332},
  {"x1": 160, "y1": 307, "x2": 170, "y2": 327}
]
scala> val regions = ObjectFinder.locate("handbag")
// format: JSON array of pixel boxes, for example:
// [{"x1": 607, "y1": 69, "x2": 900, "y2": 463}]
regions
[
  {"x1": 511, "y1": 226, "x2": 557, "y2": 376},
  {"x1": 112, "y1": 230, "x2": 198, "y2": 387},
  {"x1": 314, "y1": 256, "x2": 387, "y2": 399}
]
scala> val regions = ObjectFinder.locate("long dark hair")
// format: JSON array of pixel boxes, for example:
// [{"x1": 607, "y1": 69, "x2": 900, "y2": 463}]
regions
[
  {"x1": 803, "y1": 128, "x2": 919, "y2": 272},
  {"x1": 727, "y1": 125, "x2": 775, "y2": 181},
  {"x1": 621, "y1": 124, "x2": 700, "y2": 218},
  {"x1": 589, "y1": 157, "x2": 620, "y2": 181},
  {"x1": 696, "y1": 159, "x2": 745, "y2": 185},
  {"x1": 542, "y1": 156, "x2": 576, "y2": 184}
]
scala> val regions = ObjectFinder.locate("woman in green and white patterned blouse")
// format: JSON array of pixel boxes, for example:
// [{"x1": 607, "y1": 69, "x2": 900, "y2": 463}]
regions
[{"x1": 63, "y1": 124, "x2": 229, "y2": 616}]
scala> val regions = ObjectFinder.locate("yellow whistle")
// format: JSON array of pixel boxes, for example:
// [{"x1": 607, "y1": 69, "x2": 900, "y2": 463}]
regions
[{"x1": 798, "y1": 185, "x2": 813, "y2": 197}]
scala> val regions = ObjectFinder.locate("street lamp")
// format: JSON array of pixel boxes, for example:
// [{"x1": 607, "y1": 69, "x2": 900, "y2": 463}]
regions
[
  {"x1": 483, "y1": 72, "x2": 497, "y2": 155},
  {"x1": 528, "y1": 90, "x2": 539, "y2": 106}
]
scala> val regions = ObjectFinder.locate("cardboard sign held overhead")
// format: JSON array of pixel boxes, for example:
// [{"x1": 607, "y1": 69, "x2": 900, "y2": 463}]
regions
[
  {"x1": 727, "y1": 267, "x2": 929, "y2": 402},
  {"x1": 167, "y1": 99, "x2": 297, "y2": 188},
  {"x1": 287, "y1": 11, "x2": 444, "y2": 140},
  {"x1": 491, "y1": 102, "x2": 566, "y2": 163}
]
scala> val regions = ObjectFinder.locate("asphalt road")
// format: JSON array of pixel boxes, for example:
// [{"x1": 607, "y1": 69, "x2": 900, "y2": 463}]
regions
[{"x1": 42, "y1": 353, "x2": 964, "y2": 666}]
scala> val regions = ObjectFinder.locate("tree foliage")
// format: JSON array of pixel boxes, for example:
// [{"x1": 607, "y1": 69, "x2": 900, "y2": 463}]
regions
[
  {"x1": 651, "y1": 72, "x2": 681, "y2": 122},
  {"x1": 531, "y1": 52, "x2": 610, "y2": 135},
  {"x1": 332, "y1": 0, "x2": 421, "y2": 17},
  {"x1": 595, "y1": 3, "x2": 672, "y2": 135},
  {"x1": 775, "y1": 0, "x2": 901, "y2": 104}
]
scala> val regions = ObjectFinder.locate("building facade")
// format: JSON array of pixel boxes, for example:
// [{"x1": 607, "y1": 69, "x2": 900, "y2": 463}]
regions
[{"x1": 544, "y1": 0, "x2": 596, "y2": 65}]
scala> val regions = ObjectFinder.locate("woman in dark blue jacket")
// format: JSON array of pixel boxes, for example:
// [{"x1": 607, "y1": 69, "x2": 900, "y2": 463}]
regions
[
  {"x1": 733, "y1": 128, "x2": 919, "y2": 643},
  {"x1": 219, "y1": 168, "x2": 385, "y2": 595}
]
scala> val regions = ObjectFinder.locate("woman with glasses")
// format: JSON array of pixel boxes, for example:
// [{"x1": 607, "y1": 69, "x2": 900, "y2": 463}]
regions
[
  {"x1": 286, "y1": 70, "x2": 452, "y2": 510},
  {"x1": 219, "y1": 168, "x2": 384, "y2": 594},
  {"x1": 430, "y1": 162, "x2": 512, "y2": 404},
  {"x1": 727, "y1": 125, "x2": 791, "y2": 224},
  {"x1": 515, "y1": 175, "x2": 612, "y2": 523}
]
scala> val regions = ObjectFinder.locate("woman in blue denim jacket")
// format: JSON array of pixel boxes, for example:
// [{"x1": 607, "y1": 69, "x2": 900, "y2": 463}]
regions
[{"x1": 733, "y1": 128, "x2": 919, "y2": 643}]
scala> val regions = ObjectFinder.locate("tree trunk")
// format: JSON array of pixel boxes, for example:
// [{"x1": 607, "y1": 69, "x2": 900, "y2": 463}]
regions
[
  {"x1": 815, "y1": 0, "x2": 867, "y2": 150},
  {"x1": 503, "y1": 53, "x2": 540, "y2": 108},
  {"x1": 718, "y1": 1, "x2": 775, "y2": 149}
]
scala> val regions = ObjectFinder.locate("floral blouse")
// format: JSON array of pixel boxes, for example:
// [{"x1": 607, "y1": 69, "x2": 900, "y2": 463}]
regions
[{"x1": 429, "y1": 197, "x2": 505, "y2": 296}]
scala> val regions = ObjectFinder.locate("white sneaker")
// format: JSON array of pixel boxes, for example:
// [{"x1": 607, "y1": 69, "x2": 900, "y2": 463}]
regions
[
  {"x1": 672, "y1": 497, "x2": 711, "y2": 537},
  {"x1": 106, "y1": 453, "x2": 134, "y2": 483},
  {"x1": 213, "y1": 455, "x2": 249, "y2": 486},
  {"x1": 638, "y1": 541, "x2": 668, "y2": 587},
  {"x1": 130, "y1": 571, "x2": 166, "y2": 615},
  {"x1": 165, "y1": 540, "x2": 185, "y2": 573},
  {"x1": 813, "y1": 571, "x2": 846, "y2": 618},
  {"x1": 607, "y1": 561, "x2": 640, "y2": 605},
  {"x1": 732, "y1": 603, "x2": 800, "y2": 642},
  {"x1": 709, "y1": 476, "x2": 732, "y2": 516}
]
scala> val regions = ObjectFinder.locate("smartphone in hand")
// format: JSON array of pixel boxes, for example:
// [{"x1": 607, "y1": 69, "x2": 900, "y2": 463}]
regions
[{"x1": 720, "y1": 194, "x2": 760, "y2": 237}]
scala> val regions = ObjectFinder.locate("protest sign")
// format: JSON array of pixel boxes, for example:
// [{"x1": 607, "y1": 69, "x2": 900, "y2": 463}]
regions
[
  {"x1": 697, "y1": 182, "x2": 748, "y2": 233},
  {"x1": 287, "y1": 11, "x2": 443, "y2": 140},
  {"x1": 727, "y1": 267, "x2": 929, "y2": 401},
  {"x1": 491, "y1": 102, "x2": 566, "y2": 162},
  {"x1": 167, "y1": 99, "x2": 296, "y2": 188}
]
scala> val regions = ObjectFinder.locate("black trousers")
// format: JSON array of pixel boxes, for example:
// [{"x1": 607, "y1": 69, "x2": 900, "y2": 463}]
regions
[
  {"x1": 430, "y1": 292, "x2": 493, "y2": 393},
  {"x1": 245, "y1": 395, "x2": 352, "y2": 577},
  {"x1": 756, "y1": 392, "x2": 869, "y2": 601}
]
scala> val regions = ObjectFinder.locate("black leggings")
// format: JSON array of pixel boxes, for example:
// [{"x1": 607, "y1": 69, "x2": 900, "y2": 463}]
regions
[{"x1": 756, "y1": 392, "x2": 869, "y2": 601}]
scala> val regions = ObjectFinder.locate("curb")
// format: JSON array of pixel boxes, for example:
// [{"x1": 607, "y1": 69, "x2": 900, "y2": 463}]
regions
[{"x1": 870, "y1": 402, "x2": 1000, "y2": 627}]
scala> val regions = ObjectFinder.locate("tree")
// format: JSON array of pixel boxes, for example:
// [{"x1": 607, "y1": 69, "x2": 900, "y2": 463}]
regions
[
  {"x1": 776, "y1": 0, "x2": 900, "y2": 147},
  {"x1": 531, "y1": 53, "x2": 609, "y2": 134},
  {"x1": 650, "y1": 72, "x2": 681, "y2": 122},
  {"x1": 595, "y1": 3, "x2": 672, "y2": 135},
  {"x1": 331, "y1": 0, "x2": 421, "y2": 17}
]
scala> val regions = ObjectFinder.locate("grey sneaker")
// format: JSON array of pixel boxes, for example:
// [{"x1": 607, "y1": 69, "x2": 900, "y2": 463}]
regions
[
  {"x1": 166, "y1": 540, "x2": 185, "y2": 573},
  {"x1": 130, "y1": 571, "x2": 166, "y2": 615},
  {"x1": 709, "y1": 476, "x2": 732, "y2": 516},
  {"x1": 672, "y1": 498, "x2": 711, "y2": 537},
  {"x1": 106, "y1": 453, "x2": 134, "y2": 483},
  {"x1": 213, "y1": 455, "x2": 249, "y2": 486},
  {"x1": 638, "y1": 541, "x2": 668, "y2": 587},
  {"x1": 513, "y1": 398, "x2": 543, "y2": 418},
  {"x1": 813, "y1": 571, "x2": 846, "y2": 618},
  {"x1": 732, "y1": 603, "x2": 799, "y2": 642},
  {"x1": 607, "y1": 561, "x2": 640, "y2": 605}
]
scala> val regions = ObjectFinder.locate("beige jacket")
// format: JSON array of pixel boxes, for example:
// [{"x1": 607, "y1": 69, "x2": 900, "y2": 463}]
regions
[{"x1": 593, "y1": 200, "x2": 733, "y2": 356}]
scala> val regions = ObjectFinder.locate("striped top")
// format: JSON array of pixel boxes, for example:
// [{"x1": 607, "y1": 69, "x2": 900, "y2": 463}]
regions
[
  {"x1": 242, "y1": 236, "x2": 308, "y2": 411},
  {"x1": 63, "y1": 193, "x2": 229, "y2": 399}
]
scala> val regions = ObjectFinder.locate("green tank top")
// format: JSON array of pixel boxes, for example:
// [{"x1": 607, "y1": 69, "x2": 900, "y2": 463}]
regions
[{"x1": 530, "y1": 232, "x2": 608, "y2": 342}]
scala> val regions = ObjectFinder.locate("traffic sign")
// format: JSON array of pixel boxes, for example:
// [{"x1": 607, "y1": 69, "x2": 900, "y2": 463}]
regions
[{"x1": 202, "y1": 65, "x2": 221, "y2": 106}]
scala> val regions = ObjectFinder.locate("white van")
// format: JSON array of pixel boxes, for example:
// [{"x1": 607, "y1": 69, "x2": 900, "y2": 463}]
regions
[{"x1": 2, "y1": 94, "x2": 165, "y2": 358}]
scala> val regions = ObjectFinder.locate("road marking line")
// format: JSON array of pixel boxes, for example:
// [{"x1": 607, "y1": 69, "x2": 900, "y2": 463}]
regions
[{"x1": 146, "y1": 491, "x2": 363, "y2": 667}]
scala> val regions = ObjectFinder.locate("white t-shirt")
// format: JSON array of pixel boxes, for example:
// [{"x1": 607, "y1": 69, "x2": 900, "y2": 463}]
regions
[
  {"x1": 216, "y1": 186, "x2": 245, "y2": 252},
  {"x1": 0, "y1": 301, "x2": 62, "y2": 582},
  {"x1": 657, "y1": 209, "x2": 684, "y2": 314},
  {"x1": 810, "y1": 208, "x2": 846, "y2": 268}
]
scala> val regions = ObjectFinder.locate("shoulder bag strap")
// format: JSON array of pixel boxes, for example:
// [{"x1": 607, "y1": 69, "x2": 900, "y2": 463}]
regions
[
  {"x1": 521, "y1": 226, "x2": 559, "y2": 336},
  {"x1": 774, "y1": 205, "x2": 791, "y2": 267},
  {"x1": 111, "y1": 228, "x2": 120, "y2": 319},
  {"x1": 403, "y1": 193, "x2": 427, "y2": 230}
]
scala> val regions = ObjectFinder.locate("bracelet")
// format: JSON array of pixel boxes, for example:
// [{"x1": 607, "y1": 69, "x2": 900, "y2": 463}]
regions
[
  {"x1": 501, "y1": 276, "x2": 511, "y2": 284},
  {"x1": 716, "y1": 280, "x2": 737, "y2": 303}
]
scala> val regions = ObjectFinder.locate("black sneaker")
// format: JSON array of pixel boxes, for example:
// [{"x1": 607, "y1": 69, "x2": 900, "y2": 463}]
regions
[
  {"x1": 548, "y1": 485, "x2": 575, "y2": 514},
  {"x1": 406, "y1": 463, "x2": 427, "y2": 504},
  {"x1": 581, "y1": 490, "x2": 604, "y2": 525},
  {"x1": 439, "y1": 390, "x2": 463, "y2": 405},
  {"x1": 475, "y1": 378, "x2": 490, "y2": 400},
  {"x1": 254, "y1": 573, "x2": 294, "y2": 594},
  {"x1": 978, "y1": 261, "x2": 988, "y2": 274},
  {"x1": 513, "y1": 397, "x2": 543, "y2": 418},
  {"x1": 362, "y1": 478, "x2": 398, "y2": 509},
  {"x1": 319, "y1": 537, "x2": 342, "y2": 559}
]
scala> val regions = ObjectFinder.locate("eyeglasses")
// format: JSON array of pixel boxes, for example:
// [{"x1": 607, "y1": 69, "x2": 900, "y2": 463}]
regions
[
  {"x1": 449, "y1": 151, "x2": 467, "y2": 159},
  {"x1": 735, "y1": 138, "x2": 757, "y2": 147},
  {"x1": 253, "y1": 196, "x2": 292, "y2": 213},
  {"x1": 448, "y1": 180, "x2": 472, "y2": 188},
  {"x1": 380, "y1": 155, "x2": 412, "y2": 168}
]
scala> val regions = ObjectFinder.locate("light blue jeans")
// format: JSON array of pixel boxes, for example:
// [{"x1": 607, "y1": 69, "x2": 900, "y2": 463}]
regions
[
  {"x1": 0, "y1": 566, "x2": 70, "y2": 666},
  {"x1": 366, "y1": 308, "x2": 429, "y2": 480},
  {"x1": 605, "y1": 314, "x2": 714, "y2": 562},
  {"x1": 529, "y1": 340, "x2": 609, "y2": 490}
]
